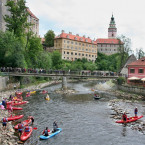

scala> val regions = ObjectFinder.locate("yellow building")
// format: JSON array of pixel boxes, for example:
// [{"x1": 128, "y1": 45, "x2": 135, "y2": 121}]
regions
[{"x1": 54, "y1": 30, "x2": 97, "y2": 62}]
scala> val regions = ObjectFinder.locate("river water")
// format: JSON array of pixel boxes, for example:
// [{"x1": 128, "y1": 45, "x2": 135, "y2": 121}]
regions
[{"x1": 17, "y1": 81, "x2": 145, "y2": 145}]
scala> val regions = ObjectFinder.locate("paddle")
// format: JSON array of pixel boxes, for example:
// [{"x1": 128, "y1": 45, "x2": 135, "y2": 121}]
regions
[{"x1": 33, "y1": 127, "x2": 37, "y2": 130}]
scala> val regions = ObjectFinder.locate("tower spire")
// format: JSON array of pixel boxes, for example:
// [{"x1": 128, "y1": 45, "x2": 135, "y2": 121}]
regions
[{"x1": 108, "y1": 14, "x2": 117, "y2": 38}]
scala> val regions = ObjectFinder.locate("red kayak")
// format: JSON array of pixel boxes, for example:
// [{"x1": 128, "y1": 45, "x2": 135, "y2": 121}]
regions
[
  {"x1": 116, "y1": 115, "x2": 143, "y2": 123},
  {"x1": 14, "y1": 119, "x2": 31, "y2": 129},
  {"x1": 16, "y1": 92, "x2": 22, "y2": 96},
  {"x1": 20, "y1": 127, "x2": 33, "y2": 141},
  {"x1": 7, "y1": 115, "x2": 24, "y2": 121},
  {"x1": 13, "y1": 101, "x2": 28, "y2": 106},
  {"x1": 7, "y1": 101, "x2": 28, "y2": 106},
  {"x1": 41, "y1": 90, "x2": 48, "y2": 94},
  {"x1": 6, "y1": 107, "x2": 23, "y2": 110}
]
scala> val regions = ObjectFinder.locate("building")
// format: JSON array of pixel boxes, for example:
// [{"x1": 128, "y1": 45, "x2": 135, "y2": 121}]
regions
[
  {"x1": 54, "y1": 30, "x2": 97, "y2": 62},
  {"x1": 119, "y1": 54, "x2": 137, "y2": 76},
  {"x1": 0, "y1": 0, "x2": 39, "y2": 36},
  {"x1": 96, "y1": 15, "x2": 121, "y2": 55},
  {"x1": 0, "y1": 0, "x2": 11, "y2": 31},
  {"x1": 27, "y1": 8, "x2": 39, "y2": 36},
  {"x1": 127, "y1": 57, "x2": 145, "y2": 85}
]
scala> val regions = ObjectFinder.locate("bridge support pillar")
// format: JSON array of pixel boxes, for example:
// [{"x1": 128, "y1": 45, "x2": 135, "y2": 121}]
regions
[{"x1": 62, "y1": 77, "x2": 67, "y2": 90}]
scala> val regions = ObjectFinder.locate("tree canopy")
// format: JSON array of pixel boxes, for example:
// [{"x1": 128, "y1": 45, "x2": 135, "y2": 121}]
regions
[
  {"x1": 4, "y1": 0, "x2": 30, "y2": 37},
  {"x1": 44, "y1": 30, "x2": 55, "y2": 47}
]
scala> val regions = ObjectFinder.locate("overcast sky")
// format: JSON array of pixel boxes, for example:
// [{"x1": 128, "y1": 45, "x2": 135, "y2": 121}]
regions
[{"x1": 26, "y1": 0, "x2": 145, "y2": 53}]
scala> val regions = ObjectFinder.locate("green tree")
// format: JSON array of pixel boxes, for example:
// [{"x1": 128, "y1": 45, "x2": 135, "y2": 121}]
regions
[
  {"x1": 117, "y1": 35, "x2": 132, "y2": 71},
  {"x1": 44, "y1": 30, "x2": 55, "y2": 47},
  {"x1": 51, "y1": 51, "x2": 62, "y2": 69},
  {"x1": 4, "y1": 0, "x2": 30, "y2": 37},
  {"x1": 25, "y1": 36, "x2": 43, "y2": 68},
  {"x1": 136, "y1": 48, "x2": 145, "y2": 59},
  {"x1": 0, "y1": 31, "x2": 26, "y2": 67}
]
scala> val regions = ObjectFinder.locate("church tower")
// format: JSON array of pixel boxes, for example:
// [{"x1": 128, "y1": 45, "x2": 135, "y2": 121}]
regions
[{"x1": 108, "y1": 14, "x2": 117, "y2": 38}]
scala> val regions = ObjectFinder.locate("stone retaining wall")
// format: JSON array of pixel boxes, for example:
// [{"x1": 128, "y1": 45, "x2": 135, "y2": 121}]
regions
[
  {"x1": 0, "y1": 76, "x2": 9, "y2": 91},
  {"x1": 118, "y1": 85, "x2": 145, "y2": 96}
]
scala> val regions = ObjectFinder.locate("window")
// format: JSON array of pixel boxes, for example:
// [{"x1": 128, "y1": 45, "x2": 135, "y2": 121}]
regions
[
  {"x1": 71, "y1": 52, "x2": 73, "y2": 55},
  {"x1": 82, "y1": 44, "x2": 84, "y2": 46},
  {"x1": 79, "y1": 48, "x2": 81, "y2": 50},
  {"x1": 67, "y1": 46, "x2": 69, "y2": 49},
  {"x1": 138, "y1": 69, "x2": 144, "y2": 73},
  {"x1": 71, "y1": 47, "x2": 73, "y2": 49},
  {"x1": 71, "y1": 41, "x2": 74, "y2": 44},
  {"x1": 75, "y1": 42, "x2": 77, "y2": 45},
  {"x1": 92, "y1": 55, "x2": 94, "y2": 57},
  {"x1": 79, "y1": 43, "x2": 81, "y2": 45},
  {"x1": 67, "y1": 41, "x2": 70, "y2": 43},
  {"x1": 79, "y1": 53, "x2": 81, "y2": 56},
  {"x1": 75, "y1": 47, "x2": 77, "y2": 50},
  {"x1": 75, "y1": 53, "x2": 77, "y2": 55},
  {"x1": 67, "y1": 57, "x2": 69, "y2": 59},
  {"x1": 67, "y1": 52, "x2": 69, "y2": 54},
  {"x1": 82, "y1": 54, "x2": 84, "y2": 56},
  {"x1": 64, "y1": 51, "x2": 65, "y2": 54},
  {"x1": 86, "y1": 54, "x2": 88, "y2": 56},
  {"x1": 130, "y1": 69, "x2": 135, "y2": 73},
  {"x1": 86, "y1": 49, "x2": 88, "y2": 51}
]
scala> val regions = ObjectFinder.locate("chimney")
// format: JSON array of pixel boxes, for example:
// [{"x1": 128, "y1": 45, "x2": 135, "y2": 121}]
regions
[
  {"x1": 76, "y1": 34, "x2": 79, "y2": 36},
  {"x1": 69, "y1": 32, "x2": 72, "y2": 34},
  {"x1": 88, "y1": 37, "x2": 90, "y2": 39},
  {"x1": 83, "y1": 35, "x2": 85, "y2": 38},
  {"x1": 61, "y1": 30, "x2": 65, "y2": 33}
]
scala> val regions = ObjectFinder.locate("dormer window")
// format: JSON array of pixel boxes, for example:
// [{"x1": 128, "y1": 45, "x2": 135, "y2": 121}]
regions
[
  {"x1": 85, "y1": 39, "x2": 88, "y2": 42},
  {"x1": 75, "y1": 37, "x2": 77, "y2": 40},
  {"x1": 67, "y1": 35, "x2": 69, "y2": 38}
]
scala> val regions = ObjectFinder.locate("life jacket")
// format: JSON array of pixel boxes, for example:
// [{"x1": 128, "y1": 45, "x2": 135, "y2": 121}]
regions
[
  {"x1": 123, "y1": 114, "x2": 127, "y2": 119},
  {"x1": 25, "y1": 126, "x2": 30, "y2": 132},
  {"x1": 3, "y1": 118, "x2": 7, "y2": 122},
  {"x1": 44, "y1": 129, "x2": 48, "y2": 136},
  {"x1": 18, "y1": 124, "x2": 23, "y2": 129}
]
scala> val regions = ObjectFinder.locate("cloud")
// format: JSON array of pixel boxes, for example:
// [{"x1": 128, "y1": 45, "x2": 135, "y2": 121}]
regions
[{"x1": 26, "y1": 0, "x2": 145, "y2": 52}]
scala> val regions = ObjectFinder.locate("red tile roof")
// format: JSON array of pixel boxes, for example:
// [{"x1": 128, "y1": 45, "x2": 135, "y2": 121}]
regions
[
  {"x1": 55, "y1": 32, "x2": 97, "y2": 44},
  {"x1": 27, "y1": 8, "x2": 39, "y2": 20},
  {"x1": 96, "y1": 38, "x2": 121, "y2": 44},
  {"x1": 128, "y1": 57, "x2": 145, "y2": 66}
]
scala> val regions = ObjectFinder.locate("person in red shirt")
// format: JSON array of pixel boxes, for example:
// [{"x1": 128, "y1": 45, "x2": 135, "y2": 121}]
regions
[{"x1": 122, "y1": 112, "x2": 127, "y2": 123}]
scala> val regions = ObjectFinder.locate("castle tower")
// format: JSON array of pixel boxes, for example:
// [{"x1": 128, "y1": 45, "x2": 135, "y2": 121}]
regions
[{"x1": 108, "y1": 14, "x2": 117, "y2": 38}]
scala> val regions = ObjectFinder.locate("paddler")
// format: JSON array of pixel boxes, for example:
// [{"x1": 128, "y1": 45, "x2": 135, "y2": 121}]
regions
[
  {"x1": 52, "y1": 121, "x2": 58, "y2": 133},
  {"x1": 24, "y1": 125, "x2": 30, "y2": 133},
  {"x1": 18, "y1": 122, "x2": 24, "y2": 137},
  {"x1": 134, "y1": 107, "x2": 138, "y2": 117},
  {"x1": 2, "y1": 117, "x2": 8, "y2": 130},
  {"x1": 42, "y1": 127, "x2": 50, "y2": 136},
  {"x1": 122, "y1": 112, "x2": 127, "y2": 123},
  {"x1": 28, "y1": 116, "x2": 34, "y2": 125},
  {"x1": 46, "y1": 94, "x2": 50, "y2": 100},
  {"x1": 7, "y1": 104, "x2": 13, "y2": 117}
]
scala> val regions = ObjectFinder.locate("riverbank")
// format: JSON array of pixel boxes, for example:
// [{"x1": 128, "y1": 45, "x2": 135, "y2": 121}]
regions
[
  {"x1": 94, "y1": 80, "x2": 145, "y2": 134},
  {"x1": 0, "y1": 80, "x2": 62, "y2": 145}
]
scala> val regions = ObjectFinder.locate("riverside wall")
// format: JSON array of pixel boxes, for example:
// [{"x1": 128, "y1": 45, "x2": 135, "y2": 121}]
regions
[{"x1": 118, "y1": 85, "x2": 145, "y2": 96}]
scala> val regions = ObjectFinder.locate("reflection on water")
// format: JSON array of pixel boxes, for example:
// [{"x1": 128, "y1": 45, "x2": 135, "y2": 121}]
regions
[{"x1": 122, "y1": 126, "x2": 127, "y2": 137}]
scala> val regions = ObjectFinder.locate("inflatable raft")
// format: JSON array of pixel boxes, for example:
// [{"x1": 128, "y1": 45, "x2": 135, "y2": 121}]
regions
[
  {"x1": 116, "y1": 115, "x2": 143, "y2": 123},
  {"x1": 20, "y1": 126, "x2": 33, "y2": 141},
  {"x1": 14, "y1": 119, "x2": 31, "y2": 129},
  {"x1": 39, "y1": 128, "x2": 62, "y2": 140},
  {"x1": 7, "y1": 101, "x2": 28, "y2": 106},
  {"x1": 7, "y1": 115, "x2": 24, "y2": 121},
  {"x1": 6, "y1": 107, "x2": 23, "y2": 110}
]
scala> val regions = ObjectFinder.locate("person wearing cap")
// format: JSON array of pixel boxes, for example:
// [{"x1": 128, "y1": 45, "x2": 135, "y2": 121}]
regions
[
  {"x1": 122, "y1": 112, "x2": 127, "y2": 122},
  {"x1": 134, "y1": 107, "x2": 138, "y2": 117}
]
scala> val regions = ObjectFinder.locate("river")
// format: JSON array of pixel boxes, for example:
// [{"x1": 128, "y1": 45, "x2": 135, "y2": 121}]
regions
[{"x1": 16, "y1": 81, "x2": 145, "y2": 145}]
